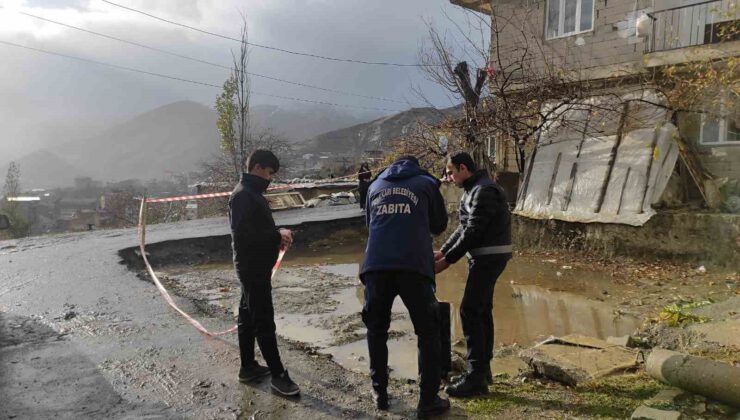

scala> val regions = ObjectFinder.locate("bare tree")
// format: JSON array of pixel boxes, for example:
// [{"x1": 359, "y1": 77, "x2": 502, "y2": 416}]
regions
[
  {"x1": 417, "y1": 5, "x2": 628, "y2": 174},
  {"x1": 216, "y1": 15, "x2": 252, "y2": 179}
]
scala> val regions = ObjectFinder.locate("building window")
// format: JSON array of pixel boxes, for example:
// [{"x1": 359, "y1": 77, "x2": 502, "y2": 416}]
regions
[
  {"x1": 700, "y1": 99, "x2": 740, "y2": 145},
  {"x1": 545, "y1": 0, "x2": 594, "y2": 39}
]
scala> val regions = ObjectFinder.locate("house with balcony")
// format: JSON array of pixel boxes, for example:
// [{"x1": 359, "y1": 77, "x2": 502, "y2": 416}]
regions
[{"x1": 450, "y1": 0, "x2": 739, "y2": 265}]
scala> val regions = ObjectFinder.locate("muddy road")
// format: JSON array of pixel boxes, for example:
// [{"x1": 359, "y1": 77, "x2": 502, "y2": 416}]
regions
[
  {"x1": 2, "y1": 207, "x2": 454, "y2": 419},
  {"x1": 2, "y1": 204, "x2": 737, "y2": 419}
]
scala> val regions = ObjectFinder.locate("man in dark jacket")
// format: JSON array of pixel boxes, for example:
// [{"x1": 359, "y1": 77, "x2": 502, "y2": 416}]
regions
[
  {"x1": 434, "y1": 151, "x2": 512, "y2": 397},
  {"x1": 229, "y1": 150, "x2": 299, "y2": 396},
  {"x1": 361, "y1": 156, "x2": 450, "y2": 418},
  {"x1": 357, "y1": 162, "x2": 372, "y2": 210}
]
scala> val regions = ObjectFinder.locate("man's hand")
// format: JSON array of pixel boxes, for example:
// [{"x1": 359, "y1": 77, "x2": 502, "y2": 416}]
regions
[
  {"x1": 433, "y1": 250, "x2": 444, "y2": 261},
  {"x1": 279, "y1": 228, "x2": 293, "y2": 250},
  {"x1": 434, "y1": 258, "x2": 450, "y2": 274}
]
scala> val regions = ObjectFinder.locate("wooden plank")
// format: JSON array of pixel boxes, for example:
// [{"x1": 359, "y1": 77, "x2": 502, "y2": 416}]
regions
[
  {"x1": 595, "y1": 102, "x2": 630, "y2": 213},
  {"x1": 547, "y1": 152, "x2": 563, "y2": 206}
]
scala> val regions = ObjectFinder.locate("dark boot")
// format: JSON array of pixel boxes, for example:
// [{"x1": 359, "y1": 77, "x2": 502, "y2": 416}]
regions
[
  {"x1": 271, "y1": 370, "x2": 300, "y2": 396},
  {"x1": 450, "y1": 367, "x2": 492, "y2": 386},
  {"x1": 238, "y1": 362, "x2": 271, "y2": 383},
  {"x1": 416, "y1": 395, "x2": 450, "y2": 418},
  {"x1": 445, "y1": 373, "x2": 488, "y2": 398},
  {"x1": 372, "y1": 389, "x2": 389, "y2": 410}
]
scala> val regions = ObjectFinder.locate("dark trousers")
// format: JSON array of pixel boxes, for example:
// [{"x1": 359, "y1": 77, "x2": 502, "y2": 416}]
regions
[
  {"x1": 362, "y1": 271, "x2": 441, "y2": 403},
  {"x1": 358, "y1": 180, "x2": 370, "y2": 209},
  {"x1": 461, "y1": 256, "x2": 508, "y2": 375},
  {"x1": 237, "y1": 266, "x2": 285, "y2": 376}
]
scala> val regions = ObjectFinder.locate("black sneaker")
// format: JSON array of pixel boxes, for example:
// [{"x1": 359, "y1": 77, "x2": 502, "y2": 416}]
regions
[
  {"x1": 416, "y1": 396, "x2": 450, "y2": 418},
  {"x1": 372, "y1": 389, "x2": 389, "y2": 410},
  {"x1": 238, "y1": 363, "x2": 271, "y2": 383},
  {"x1": 271, "y1": 370, "x2": 300, "y2": 396},
  {"x1": 445, "y1": 374, "x2": 488, "y2": 398}
]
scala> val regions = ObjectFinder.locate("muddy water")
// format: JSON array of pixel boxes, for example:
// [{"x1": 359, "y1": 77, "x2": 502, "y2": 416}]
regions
[{"x1": 275, "y1": 242, "x2": 642, "y2": 379}]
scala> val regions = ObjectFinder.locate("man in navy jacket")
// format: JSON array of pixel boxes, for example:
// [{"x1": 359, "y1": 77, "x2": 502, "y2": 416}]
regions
[{"x1": 360, "y1": 156, "x2": 450, "y2": 417}]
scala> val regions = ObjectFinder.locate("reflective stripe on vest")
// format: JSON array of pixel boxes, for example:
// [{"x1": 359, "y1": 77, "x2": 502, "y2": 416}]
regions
[{"x1": 465, "y1": 245, "x2": 513, "y2": 258}]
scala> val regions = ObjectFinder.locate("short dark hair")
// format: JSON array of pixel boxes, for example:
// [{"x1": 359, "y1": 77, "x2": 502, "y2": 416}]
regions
[
  {"x1": 247, "y1": 150, "x2": 280, "y2": 172},
  {"x1": 395, "y1": 155, "x2": 419, "y2": 165},
  {"x1": 447, "y1": 151, "x2": 476, "y2": 172}
]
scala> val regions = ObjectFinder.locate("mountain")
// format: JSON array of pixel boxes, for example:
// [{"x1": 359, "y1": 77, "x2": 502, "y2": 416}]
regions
[
  {"x1": 0, "y1": 150, "x2": 86, "y2": 189},
  {"x1": 249, "y1": 105, "x2": 371, "y2": 143},
  {"x1": 44, "y1": 101, "x2": 221, "y2": 184},
  {"x1": 304, "y1": 106, "x2": 459, "y2": 155},
  {"x1": 2, "y1": 100, "x2": 453, "y2": 188}
]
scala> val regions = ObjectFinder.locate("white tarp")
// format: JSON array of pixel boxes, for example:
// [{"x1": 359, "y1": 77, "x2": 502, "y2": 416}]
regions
[{"x1": 515, "y1": 91, "x2": 680, "y2": 226}]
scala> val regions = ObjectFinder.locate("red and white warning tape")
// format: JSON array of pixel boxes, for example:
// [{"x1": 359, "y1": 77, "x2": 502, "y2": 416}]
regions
[
  {"x1": 146, "y1": 192, "x2": 231, "y2": 203},
  {"x1": 144, "y1": 164, "x2": 390, "y2": 204},
  {"x1": 136, "y1": 162, "x2": 391, "y2": 336},
  {"x1": 137, "y1": 197, "x2": 286, "y2": 337}
]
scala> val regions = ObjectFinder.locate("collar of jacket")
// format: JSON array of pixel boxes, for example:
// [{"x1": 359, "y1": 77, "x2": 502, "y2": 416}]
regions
[
  {"x1": 241, "y1": 173, "x2": 271, "y2": 193},
  {"x1": 462, "y1": 169, "x2": 490, "y2": 192}
]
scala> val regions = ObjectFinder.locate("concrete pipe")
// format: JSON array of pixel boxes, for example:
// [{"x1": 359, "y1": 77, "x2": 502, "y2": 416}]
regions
[{"x1": 646, "y1": 349, "x2": 740, "y2": 407}]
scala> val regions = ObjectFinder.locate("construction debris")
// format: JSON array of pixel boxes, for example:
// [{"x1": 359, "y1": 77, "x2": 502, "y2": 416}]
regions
[
  {"x1": 519, "y1": 334, "x2": 640, "y2": 386},
  {"x1": 646, "y1": 349, "x2": 740, "y2": 407}
]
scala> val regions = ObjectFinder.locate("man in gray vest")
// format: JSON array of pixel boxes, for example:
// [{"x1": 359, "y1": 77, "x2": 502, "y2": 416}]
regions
[{"x1": 434, "y1": 151, "x2": 512, "y2": 397}]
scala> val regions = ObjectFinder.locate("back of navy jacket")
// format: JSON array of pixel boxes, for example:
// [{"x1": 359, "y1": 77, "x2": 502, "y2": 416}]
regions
[{"x1": 361, "y1": 159, "x2": 448, "y2": 281}]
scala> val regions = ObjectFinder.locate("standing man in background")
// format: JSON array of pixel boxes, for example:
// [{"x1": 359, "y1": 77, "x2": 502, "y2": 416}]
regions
[
  {"x1": 229, "y1": 149, "x2": 300, "y2": 396},
  {"x1": 360, "y1": 155, "x2": 450, "y2": 418},
  {"x1": 357, "y1": 162, "x2": 372, "y2": 210},
  {"x1": 434, "y1": 151, "x2": 512, "y2": 398}
]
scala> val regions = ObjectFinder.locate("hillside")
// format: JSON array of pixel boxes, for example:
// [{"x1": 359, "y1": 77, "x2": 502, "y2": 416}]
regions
[{"x1": 304, "y1": 106, "x2": 459, "y2": 155}]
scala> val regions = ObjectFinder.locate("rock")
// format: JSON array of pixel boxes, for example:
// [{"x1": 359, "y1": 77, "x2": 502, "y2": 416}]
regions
[
  {"x1": 63, "y1": 311, "x2": 77, "y2": 320},
  {"x1": 606, "y1": 335, "x2": 636, "y2": 347},
  {"x1": 696, "y1": 265, "x2": 707, "y2": 275},
  {"x1": 645, "y1": 388, "x2": 685, "y2": 406},
  {"x1": 690, "y1": 402, "x2": 706, "y2": 414},
  {"x1": 706, "y1": 402, "x2": 733, "y2": 415},
  {"x1": 450, "y1": 352, "x2": 467, "y2": 374},
  {"x1": 630, "y1": 405, "x2": 681, "y2": 420},
  {"x1": 606, "y1": 335, "x2": 630, "y2": 347}
]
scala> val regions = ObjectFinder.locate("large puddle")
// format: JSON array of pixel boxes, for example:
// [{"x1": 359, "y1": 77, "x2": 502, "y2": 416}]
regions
[{"x1": 269, "y1": 241, "x2": 642, "y2": 380}]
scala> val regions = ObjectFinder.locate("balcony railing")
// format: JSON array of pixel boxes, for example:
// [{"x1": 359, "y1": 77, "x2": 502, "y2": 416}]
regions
[{"x1": 647, "y1": 0, "x2": 739, "y2": 53}]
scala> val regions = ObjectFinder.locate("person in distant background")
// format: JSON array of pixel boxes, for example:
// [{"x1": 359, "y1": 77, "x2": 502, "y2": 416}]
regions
[{"x1": 357, "y1": 162, "x2": 372, "y2": 210}]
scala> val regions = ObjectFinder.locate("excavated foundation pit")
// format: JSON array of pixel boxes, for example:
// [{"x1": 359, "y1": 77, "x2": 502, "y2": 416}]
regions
[{"x1": 119, "y1": 220, "x2": 647, "y2": 381}]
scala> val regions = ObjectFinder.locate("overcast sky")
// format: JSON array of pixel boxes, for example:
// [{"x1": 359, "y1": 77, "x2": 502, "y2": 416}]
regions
[{"x1": 0, "y1": 0, "x2": 489, "y2": 160}]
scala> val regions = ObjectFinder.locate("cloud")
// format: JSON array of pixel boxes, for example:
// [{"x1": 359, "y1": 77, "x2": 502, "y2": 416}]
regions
[{"x1": 0, "y1": 0, "x2": 488, "y2": 159}]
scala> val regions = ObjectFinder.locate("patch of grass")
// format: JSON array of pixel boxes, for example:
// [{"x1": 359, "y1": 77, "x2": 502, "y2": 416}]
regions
[
  {"x1": 576, "y1": 374, "x2": 665, "y2": 417},
  {"x1": 459, "y1": 374, "x2": 664, "y2": 419},
  {"x1": 657, "y1": 300, "x2": 713, "y2": 326},
  {"x1": 460, "y1": 394, "x2": 516, "y2": 415}
]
